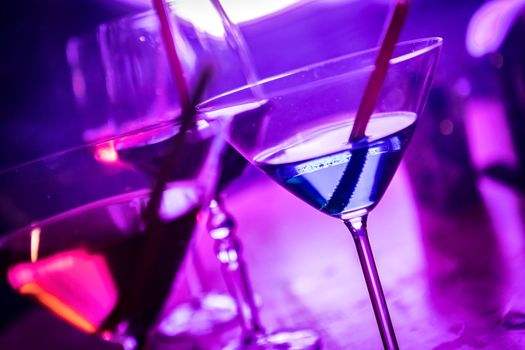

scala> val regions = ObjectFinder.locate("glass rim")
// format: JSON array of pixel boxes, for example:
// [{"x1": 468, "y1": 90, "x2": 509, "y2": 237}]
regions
[
  {"x1": 199, "y1": 37, "x2": 443, "y2": 109},
  {"x1": 0, "y1": 116, "x2": 215, "y2": 175},
  {"x1": 67, "y1": 2, "x2": 179, "y2": 44},
  {"x1": 99, "y1": 6, "x2": 165, "y2": 30},
  {"x1": 0, "y1": 144, "x2": 88, "y2": 176}
]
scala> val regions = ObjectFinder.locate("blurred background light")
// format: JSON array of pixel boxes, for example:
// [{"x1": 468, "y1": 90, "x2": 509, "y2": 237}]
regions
[{"x1": 466, "y1": 0, "x2": 525, "y2": 57}]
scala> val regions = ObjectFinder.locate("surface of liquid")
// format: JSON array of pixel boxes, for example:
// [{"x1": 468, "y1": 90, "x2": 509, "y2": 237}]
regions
[
  {"x1": 99, "y1": 116, "x2": 248, "y2": 193},
  {"x1": 255, "y1": 112, "x2": 417, "y2": 218}
]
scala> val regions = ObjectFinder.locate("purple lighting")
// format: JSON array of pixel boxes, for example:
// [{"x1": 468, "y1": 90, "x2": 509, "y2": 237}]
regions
[
  {"x1": 4, "y1": 1, "x2": 525, "y2": 349},
  {"x1": 466, "y1": 0, "x2": 525, "y2": 57}
]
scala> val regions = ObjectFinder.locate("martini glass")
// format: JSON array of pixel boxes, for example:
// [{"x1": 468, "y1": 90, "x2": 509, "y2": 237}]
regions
[
  {"x1": 67, "y1": 3, "x2": 322, "y2": 348},
  {"x1": 200, "y1": 37, "x2": 442, "y2": 350},
  {"x1": 67, "y1": 2, "x2": 248, "y2": 339},
  {"x1": 0, "y1": 89, "x2": 228, "y2": 350}
]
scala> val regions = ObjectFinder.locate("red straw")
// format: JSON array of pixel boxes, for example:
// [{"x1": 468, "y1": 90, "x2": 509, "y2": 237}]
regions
[
  {"x1": 152, "y1": 0, "x2": 190, "y2": 110},
  {"x1": 348, "y1": 0, "x2": 409, "y2": 142}
]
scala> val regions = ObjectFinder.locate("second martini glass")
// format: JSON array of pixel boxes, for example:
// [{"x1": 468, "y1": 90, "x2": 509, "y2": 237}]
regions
[
  {"x1": 201, "y1": 37, "x2": 442, "y2": 349},
  {"x1": 67, "y1": 3, "x2": 322, "y2": 348},
  {"x1": 67, "y1": 3, "x2": 247, "y2": 338}
]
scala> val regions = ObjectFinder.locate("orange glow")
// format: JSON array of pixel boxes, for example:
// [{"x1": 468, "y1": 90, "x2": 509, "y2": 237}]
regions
[
  {"x1": 94, "y1": 141, "x2": 119, "y2": 164},
  {"x1": 30, "y1": 227, "x2": 41, "y2": 263},
  {"x1": 8, "y1": 249, "x2": 118, "y2": 333},
  {"x1": 19, "y1": 282, "x2": 96, "y2": 333}
]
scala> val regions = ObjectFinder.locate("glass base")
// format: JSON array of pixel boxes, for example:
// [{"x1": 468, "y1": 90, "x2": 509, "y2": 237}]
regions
[
  {"x1": 157, "y1": 292, "x2": 238, "y2": 337},
  {"x1": 224, "y1": 329, "x2": 321, "y2": 350},
  {"x1": 502, "y1": 311, "x2": 525, "y2": 330}
]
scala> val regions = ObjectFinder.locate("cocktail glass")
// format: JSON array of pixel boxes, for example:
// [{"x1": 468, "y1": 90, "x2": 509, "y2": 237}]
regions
[
  {"x1": 66, "y1": 2, "x2": 247, "y2": 339},
  {"x1": 0, "y1": 89, "x2": 229, "y2": 350},
  {"x1": 66, "y1": 3, "x2": 321, "y2": 348},
  {"x1": 200, "y1": 37, "x2": 442, "y2": 350}
]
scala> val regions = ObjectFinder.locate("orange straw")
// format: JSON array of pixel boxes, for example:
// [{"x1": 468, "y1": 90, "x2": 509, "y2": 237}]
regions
[
  {"x1": 152, "y1": 0, "x2": 190, "y2": 110},
  {"x1": 349, "y1": 0, "x2": 409, "y2": 142}
]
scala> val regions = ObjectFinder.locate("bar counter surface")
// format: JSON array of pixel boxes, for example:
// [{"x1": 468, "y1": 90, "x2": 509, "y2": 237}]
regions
[{"x1": 1, "y1": 164, "x2": 525, "y2": 349}]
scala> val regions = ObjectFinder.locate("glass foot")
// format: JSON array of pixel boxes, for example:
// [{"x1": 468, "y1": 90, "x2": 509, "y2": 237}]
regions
[
  {"x1": 502, "y1": 311, "x2": 525, "y2": 330},
  {"x1": 224, "y1": 329, "x2": 321, "y2": 350},
  {"x1": 158, "y1": 292, "x2": 238, "y2": 337}
]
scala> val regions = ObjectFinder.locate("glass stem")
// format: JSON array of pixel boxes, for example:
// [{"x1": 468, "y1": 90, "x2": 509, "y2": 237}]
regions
[
  {"x1": 344, "y1": 215, "x2": 399, "y2": 350},
  {"x1": 208, "y1": 198, "x2": 265, "y2": 339}
]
